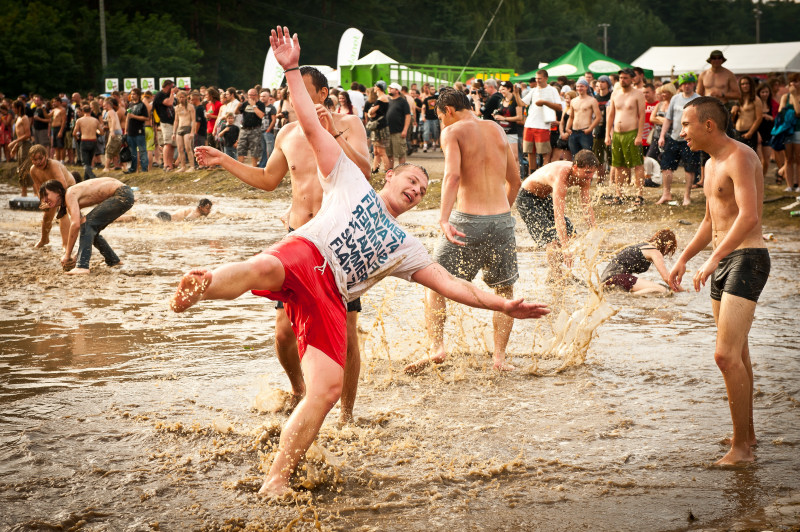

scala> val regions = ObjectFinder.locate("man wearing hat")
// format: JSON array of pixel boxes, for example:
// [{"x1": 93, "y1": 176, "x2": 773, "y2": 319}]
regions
[
  {"x1": 697, "y1": 50, "x2": 740, "y2": 104},
  {"x1": 656, "y1": 73, "x2": 701, "y2": 206},
  {"x1": 153, "y1": 79, "x2": 177, "y2": 171},
  {"x1": 386, "y1": 82, "x2": 411, "y2": 167}
]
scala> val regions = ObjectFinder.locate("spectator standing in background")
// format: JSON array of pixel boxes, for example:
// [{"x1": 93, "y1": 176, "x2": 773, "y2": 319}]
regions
[{"x1": 153, "y1": 79, "x2": 177, "y2": 171}]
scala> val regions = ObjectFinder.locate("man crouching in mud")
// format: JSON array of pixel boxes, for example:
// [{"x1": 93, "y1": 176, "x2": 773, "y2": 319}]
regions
[
  {"x1": 39, "y1": 177, "x2": 135, "y2": 274},
  {"x1": 669, "y1": 97, "x2": 769, "y2": 466},
  {"x1": 169, "y1": 25, "x2": 550, "y2": 500},
  {"x1": 28, "y1": 144, "x2": 78, "y2": 249}
]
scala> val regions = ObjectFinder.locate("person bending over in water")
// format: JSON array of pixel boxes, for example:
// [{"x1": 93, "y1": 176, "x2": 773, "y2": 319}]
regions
[
  {"x1": 156, "y1": 198, "x2": 213, "y2": 221},
  {"x1": 28, "y1": 144, "x2": 79, "y2": 249},
  {"x1": 601, "y1": 229, "x2": 681, "y2": 295},
  {"x1": 170, "y1": 26, "x2": 550, "y2": 499},
  {"x1": 669, "y1": 97, "x2": 769, "y2": 466},
  {"x1": 39, "y1": 177, "x2": 135, "y2": 275},
  {"x1": 516, "y1": 152, "x2": 599, "y2": 281}
]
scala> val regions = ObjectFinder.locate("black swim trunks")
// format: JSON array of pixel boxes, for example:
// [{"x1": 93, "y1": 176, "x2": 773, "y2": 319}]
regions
[{"x1": 710, "y1": 248, "x2": 770, "y2": 302}]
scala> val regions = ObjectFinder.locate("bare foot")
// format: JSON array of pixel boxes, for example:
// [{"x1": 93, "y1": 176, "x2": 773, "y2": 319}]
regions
[
  {"x1": 170, "y1": 269, "x2": 212, "y2": 312},
  {"x1": 65, "y1": 267, "x2": 90, "y2": 275},
  {"x1": 404, "y1": 349, "x2": 447, "y2": 375},
  {"x1": 682, "y1": 197, "x2": 692, "y2": 206},
  {"x1": 720, "y1": 436, "x2": 757, "y2": 448},
  {"x1": 655, "y1": 195, "x2": 672, "y2": 205},
  {"x1": 257, "y1": 479, "x2": 294, "y2": 500},
  {"x1": 714, "y1": 446, "x2": 754, "y2": 466},
  {"x1": 339, "y1": 410, "x2": 354, "y2": 425},
  {"x1": 34, "y1": 236, "x2": 49, "y2": 248},
  {"x1": 493, "y1": 362, "x2": 516, "y2": 372}
]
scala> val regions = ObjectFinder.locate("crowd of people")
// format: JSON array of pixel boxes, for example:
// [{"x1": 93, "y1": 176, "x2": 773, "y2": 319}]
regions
[{"x1": 11, "y1": 30, "x2": 787, "y2": 497}]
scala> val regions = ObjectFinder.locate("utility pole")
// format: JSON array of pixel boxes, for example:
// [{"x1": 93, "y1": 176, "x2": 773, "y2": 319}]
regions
[
  {"x1": 754, "y1": 6, "x2": 762, "y2": 44},
  {"x1": 598, "y1": 23, "x2": 610, "y2": 56},
  {"x1": 99, "y1": 0, "x2": 108, "y2": 70}
]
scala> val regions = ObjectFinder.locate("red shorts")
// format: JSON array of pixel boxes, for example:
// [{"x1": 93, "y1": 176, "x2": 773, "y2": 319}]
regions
[
  {"x1": 251, "y1": 237, "x2": 347, "y2": 368},
  {"x1": 523, "y1": 127, "x2": 551, "y2": 143}
]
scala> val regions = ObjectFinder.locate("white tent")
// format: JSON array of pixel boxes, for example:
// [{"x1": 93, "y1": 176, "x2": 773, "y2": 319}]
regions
[{"x1": 632, "y1": 41, "x2": 800, "y2": 78}]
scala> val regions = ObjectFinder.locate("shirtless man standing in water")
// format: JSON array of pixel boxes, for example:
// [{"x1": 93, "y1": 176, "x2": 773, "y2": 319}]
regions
[
  {"x1": 605, "y1": 68, "x2": 646, "y2": 204},
  {"x1": 669, "y1": 97, "x2": 769, "y2": 466},
  {"x1": 195, "y1": 67, "x2": 369, "y2": 423},
  {"x1": 28, "y1": 144, "x2": 77, "y2": 248},
  {"x1": 404, "y1": 87, "x2": 521, "y2": 374}
]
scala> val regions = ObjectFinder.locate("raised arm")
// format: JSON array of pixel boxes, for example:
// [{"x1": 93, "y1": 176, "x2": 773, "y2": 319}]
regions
[
  {"x1": 270, "y1": 26, "x2": 340, "y2": 177},
  {"x1": 412, "y1": 263, "x2": 549, "y2": 319}
]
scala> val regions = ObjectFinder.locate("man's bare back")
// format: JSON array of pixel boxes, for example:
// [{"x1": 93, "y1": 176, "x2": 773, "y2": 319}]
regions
[
  {"x1": 442, "y1": 117, "x2": 515, "y2": 214},
  {"x1": 75, "y1": 116, "x2": 100, "y2": 141},
  {"x1": 521, "y1": 161, "x2": 574, "y2": 197},
  {"x1": 67, "y1": 177, "x2": 125, "y2": 210}
]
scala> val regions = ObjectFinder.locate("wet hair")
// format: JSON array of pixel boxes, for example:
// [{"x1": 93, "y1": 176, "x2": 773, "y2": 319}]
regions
[
  {"x1": 738, "y1": 76, "x2": 757, "y2": 104},
  {"x1": 198, "y1": 198, "x2": 212, "y2": 208},
  {"x1": 684, "y1": 96, "x2": 728, "y2": 132},
  {"x1": 573, "y1": 149, "x2": 599, "y2": 168},
  {"x1": 39, "y1": 180, "x2": 67, "y2": 219},
  {"x1": 649, "y1": 229, "x2": 677, "y2": 256},
  {"x1": 435, "y1": 87, "x2": 471, "y2": 113},
  {"x1": 29, "y1": 143, "x2": 48, "y2": 161},
  {"x1": 300, "y1": 66, "x2": 329, "y2": 94},
  {"x1": 392, "y1": 162, "x2": 429, "y2": 188}
]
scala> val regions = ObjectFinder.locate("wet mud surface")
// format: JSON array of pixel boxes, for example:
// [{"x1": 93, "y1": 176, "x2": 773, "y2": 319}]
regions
[{"x1": 1, "y1": 182, "x2": 799, "y2": 531}]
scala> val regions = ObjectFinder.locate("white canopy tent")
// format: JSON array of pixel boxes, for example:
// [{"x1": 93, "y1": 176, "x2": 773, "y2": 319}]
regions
[{"x1": 632, "y1": 41, "x2": 800, "y2": 78}]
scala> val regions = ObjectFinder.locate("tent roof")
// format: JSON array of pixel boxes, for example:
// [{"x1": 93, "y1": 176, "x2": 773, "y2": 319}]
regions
[
  {"x1": 632, "y1": 42, "x2": 800, "y2": 77},
  {"x1": 354, "y1": 50, "x2": 398, "y2": 65},
  {"x1": 512, "y1": 43, "x2": 652, "y2": 82}
]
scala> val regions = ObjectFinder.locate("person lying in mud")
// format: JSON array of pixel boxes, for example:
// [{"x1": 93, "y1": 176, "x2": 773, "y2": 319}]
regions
[
  {"x1": 28, "y1": 144, "x2": 79, "y2": 249},
  {"x1": 118, "y1": 199, "x2": 214, "y2": 223},
  {"x1": 515, "y1": 152, "x2": 599, "y2": 280},
  {"x1": 600, "y1": 229, "x2": 681, "y2": 295},
  {"x1": 39, "y1": 177, "x2": 135, "y2": 275},
  {"x1": 170, "y1": 25, "x2": 550, "y2": 500}
]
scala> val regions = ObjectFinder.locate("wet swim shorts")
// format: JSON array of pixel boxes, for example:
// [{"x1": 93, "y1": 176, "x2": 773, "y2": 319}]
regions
[
  {"x1": 252, "y1": 236, "x2": 347, "y2": 368},
  {"x1": 433, "y1": 211, "x2": 519, "y2": 287},
  {"x1": 603, "y1": 273, "x2": 637, "y2": 292},
  {"x1": 611, "y1": 129, "x2": 644, "y2": 168},
  {"x1": 710, "y1": 248, "x2": 770, "y2": 303},
  {"x1": 515, "y1": 188, "x2": 575, "y2": 248}
]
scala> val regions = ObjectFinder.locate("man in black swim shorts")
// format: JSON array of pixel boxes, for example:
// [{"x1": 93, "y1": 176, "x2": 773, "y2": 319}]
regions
[{"x1": 669, "y1": 97, "x2": 770, "y2": 466}]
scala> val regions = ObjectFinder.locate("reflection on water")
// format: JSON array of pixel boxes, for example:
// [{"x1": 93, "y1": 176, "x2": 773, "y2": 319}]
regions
[{"x1": 1, "y1": 186, "x2": 799, "y2": 530}]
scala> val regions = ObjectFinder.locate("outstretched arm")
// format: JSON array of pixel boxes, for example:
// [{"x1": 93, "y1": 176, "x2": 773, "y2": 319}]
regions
[
  {"x1": 412, "y1": 263, "x2": 549, "y2": 319},
  {"x1": 270, "y1": 26, "x2": 340, "y2": 177}
]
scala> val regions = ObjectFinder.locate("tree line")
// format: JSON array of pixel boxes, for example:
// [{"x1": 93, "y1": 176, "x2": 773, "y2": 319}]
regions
[{"x1": 2, "y1": 0, "x2": 798, "y2": 96}]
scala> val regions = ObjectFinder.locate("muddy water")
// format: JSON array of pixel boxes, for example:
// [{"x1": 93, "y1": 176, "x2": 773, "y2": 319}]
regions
[{"x1": 1, "y1": 184, "x2": 799, "y2": 531}]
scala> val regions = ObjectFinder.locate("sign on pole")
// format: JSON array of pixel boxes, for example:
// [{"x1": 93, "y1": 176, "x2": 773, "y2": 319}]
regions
[
  {"x1": 140, "y1": 78, "x2": 155, "y2": 91},
  {"x1": 123, "y1": 78, "x2": 138, "y2": 91},
  {"x1": 176, "y1": 77, "x2": 192, "y2": 89},
  {"x1": 104, "y1": 78, "x2": 119, "y2": 92}
]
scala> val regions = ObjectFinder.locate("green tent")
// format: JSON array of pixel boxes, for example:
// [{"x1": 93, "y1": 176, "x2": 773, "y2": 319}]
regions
[{"x1": 511, "y1": 43, "x2": 653, "y2": 82}]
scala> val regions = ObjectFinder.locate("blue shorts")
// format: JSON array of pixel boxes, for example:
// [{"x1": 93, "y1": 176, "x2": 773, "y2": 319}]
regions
[{"x1": 660, "y1": 137, "x2": 700, "y2": 174}]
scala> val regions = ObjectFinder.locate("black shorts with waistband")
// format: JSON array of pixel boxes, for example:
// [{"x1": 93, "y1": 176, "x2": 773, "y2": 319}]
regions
[{"x1": 710, "y1": 248, "x2": 770, "y2": 302}]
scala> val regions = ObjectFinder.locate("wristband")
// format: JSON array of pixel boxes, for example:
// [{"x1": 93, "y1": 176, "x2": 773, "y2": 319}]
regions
[
  {"x1": 283, "y1": 66, "x2": 301, "y2": 74},
  {"x1": 332, "y1": 127, "x2": 348, "y2": 139}
]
